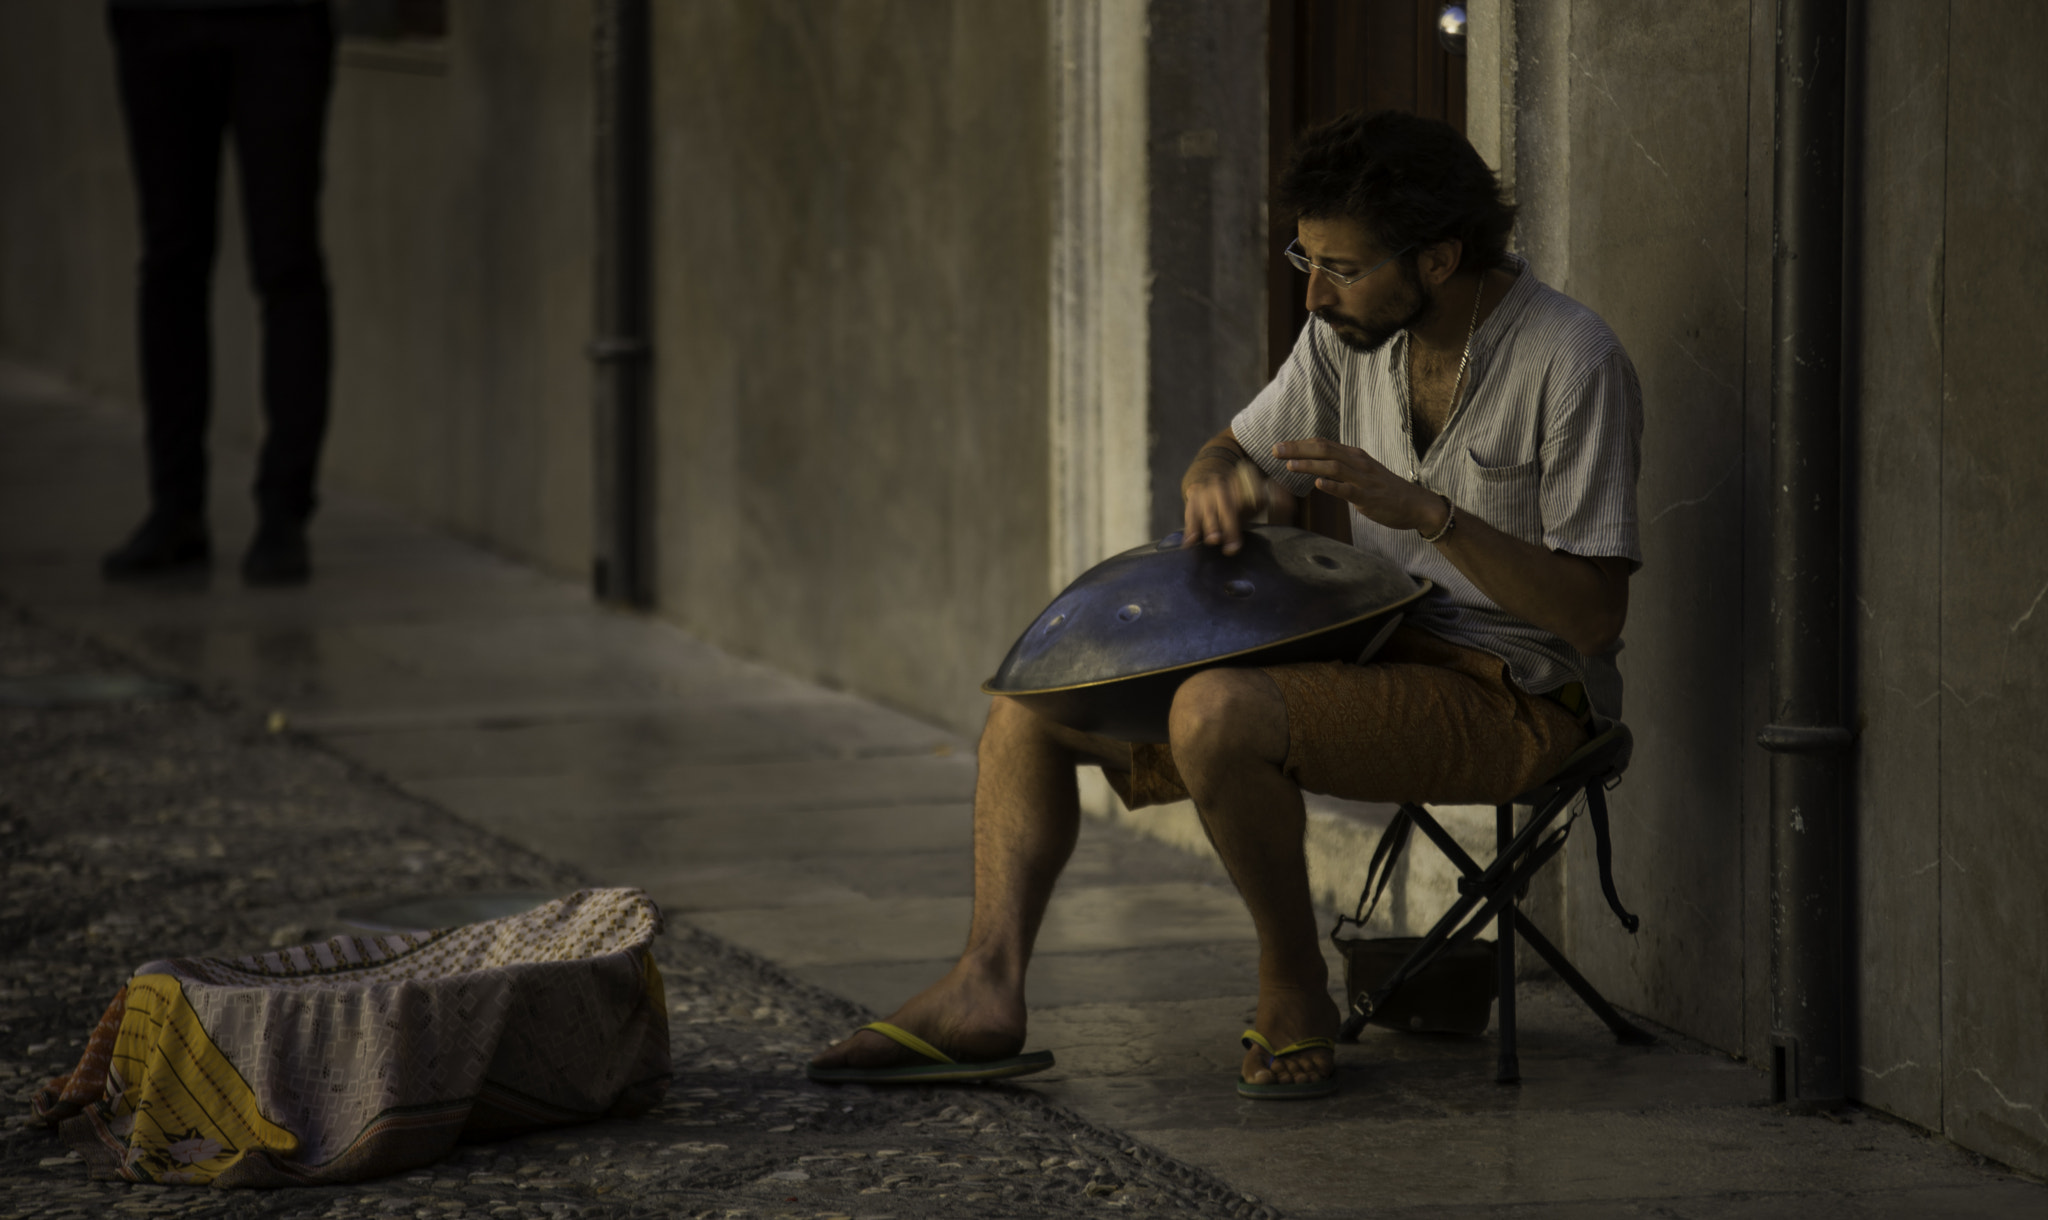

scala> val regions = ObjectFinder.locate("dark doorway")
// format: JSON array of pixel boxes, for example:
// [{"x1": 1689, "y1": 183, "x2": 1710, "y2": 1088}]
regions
[
  {"x1": 1267, "y1": 0, "x2": 1467, "y2": 375},
  {"x1": 1265, "y1": 1, "x2": 1466, "y2": 539}
]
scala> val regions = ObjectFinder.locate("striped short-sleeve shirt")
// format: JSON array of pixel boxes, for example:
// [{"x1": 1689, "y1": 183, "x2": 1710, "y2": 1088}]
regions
[{"x1": 1230, "y1": 255, "x2": 1644, "y2": 722}]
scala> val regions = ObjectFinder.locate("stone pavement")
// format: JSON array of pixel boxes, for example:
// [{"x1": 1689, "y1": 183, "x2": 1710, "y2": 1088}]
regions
[
  {"x1": 0, "y1": 603, "x2": 1263, "y2": 1220},
  {"x1": 2, "y1": 359, "x2": 2043, "y2": 1217}
]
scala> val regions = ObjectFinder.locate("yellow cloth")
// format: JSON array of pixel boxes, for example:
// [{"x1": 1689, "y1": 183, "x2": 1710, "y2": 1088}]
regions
[
  {"x1": 38, "y1": 888, "x2": 670, "y2": 1188},
  {"x1": 107, "y1": 975, "x2": 299, "y2": 1185}
]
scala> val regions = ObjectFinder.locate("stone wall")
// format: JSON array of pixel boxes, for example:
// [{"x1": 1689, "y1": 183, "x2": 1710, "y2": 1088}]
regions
[
  {"x1": 645, "y1": 0, "x2": 1055, "y2": 735},
  {"x1": 1501, "y1": 0, "x2": 2048, "y2": 1177},
  {"x1": 1525, "y1": 0, "x2": 1755, "y2": 1059},
  {"x1": 1927, "y1": 0, "x2": 2048, "y2": 1176},
  {"x1": 1843, "y1": 0, "x2": 1949, "y2": 1142},
  {"x1": 317, "y1": 1, "x2": 597, "y2": 579},
  {"x1": 0, "y1": 5, "x2": 141, "y2": 407}
]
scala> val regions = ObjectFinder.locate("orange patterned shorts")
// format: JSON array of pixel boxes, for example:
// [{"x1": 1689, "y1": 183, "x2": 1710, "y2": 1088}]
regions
[{"x1": 1104, "y1": 627, "x2": 1589, "y2": 810}]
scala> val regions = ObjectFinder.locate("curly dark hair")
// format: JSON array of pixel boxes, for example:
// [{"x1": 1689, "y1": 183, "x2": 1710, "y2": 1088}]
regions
[{"x1": 1278, "y1": 110, "x2": 1516, "y2": 274}]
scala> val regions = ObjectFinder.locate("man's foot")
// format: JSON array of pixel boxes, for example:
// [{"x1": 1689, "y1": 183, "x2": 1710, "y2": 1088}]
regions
[
  {"x1": 1239, "y1": 983, "x2": 1341, "y2": 1091},
  {"x1": 241, "y1": 519, "x2": 309, "y2": 587},
  {"x1": 810, "y1": 966, "x2": 1026, "y2": 1074},
  {"x1": 102, "y1": 513, "x2": 211, "y2": 581}
]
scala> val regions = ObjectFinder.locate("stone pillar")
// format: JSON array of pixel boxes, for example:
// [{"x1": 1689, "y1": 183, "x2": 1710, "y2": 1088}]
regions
[{"x1": 1047, "y1": 0, "x2": 1152, "y2": 595}]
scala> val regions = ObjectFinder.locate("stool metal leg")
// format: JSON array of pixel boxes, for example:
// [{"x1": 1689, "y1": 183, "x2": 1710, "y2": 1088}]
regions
[
  {"x1": 1495, "y1": 802, "x2": 1520, "y2": 1084},
  {"x1": 1510, "y1": 909, "x2": 1658, "y2": 1046}
]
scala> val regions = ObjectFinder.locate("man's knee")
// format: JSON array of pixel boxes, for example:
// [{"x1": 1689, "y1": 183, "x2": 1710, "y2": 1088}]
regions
[
  {"x1": 984, "y1": 694, "x2": 1040, "y2": 741},
  {"x1": 1167, "y1": 668, "x2": 1288, "y2": 766},
  {"x1": 984, "y1": 693, "x2": 1089, "y2": 758}
]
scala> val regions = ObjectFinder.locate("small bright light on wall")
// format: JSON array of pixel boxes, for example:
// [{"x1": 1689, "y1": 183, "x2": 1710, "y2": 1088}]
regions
[{"x1": 1437, "y1": 4, "x2": 1468, "y2": 56}]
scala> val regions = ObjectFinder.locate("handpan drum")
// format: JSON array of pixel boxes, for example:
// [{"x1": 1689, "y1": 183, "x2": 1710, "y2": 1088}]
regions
[{"x1": 982, "y1": 525, "x2": 1429, "y2": 743}]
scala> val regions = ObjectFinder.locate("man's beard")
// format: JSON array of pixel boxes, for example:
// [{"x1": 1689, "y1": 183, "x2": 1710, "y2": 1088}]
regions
[{"x1": 1314, "y1": 263, "x2": 1435, "y2": 354}]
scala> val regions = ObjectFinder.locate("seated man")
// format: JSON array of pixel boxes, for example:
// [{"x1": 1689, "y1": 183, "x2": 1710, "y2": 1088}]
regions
[{"x1": 810, "y1": 111, "x2": 1643, "y2": 1098}]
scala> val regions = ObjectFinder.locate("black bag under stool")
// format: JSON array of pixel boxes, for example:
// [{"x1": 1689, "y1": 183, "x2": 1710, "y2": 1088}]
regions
[{"x1": 1331, "y1": 723, "x2": 1656, "y2": 1083}]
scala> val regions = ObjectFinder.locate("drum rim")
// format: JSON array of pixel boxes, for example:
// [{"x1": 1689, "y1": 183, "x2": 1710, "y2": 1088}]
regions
[{"x1": 980, "y1": 578, "x2": 1432, "y2": 697}]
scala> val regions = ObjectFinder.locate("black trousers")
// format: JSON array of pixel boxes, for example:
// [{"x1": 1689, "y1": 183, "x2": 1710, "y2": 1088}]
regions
[{"x1": 109, "y1": 3, "x2": 335, "y2": 524}]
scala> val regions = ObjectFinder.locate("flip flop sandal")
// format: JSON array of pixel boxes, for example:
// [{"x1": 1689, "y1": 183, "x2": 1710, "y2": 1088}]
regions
[
  {"x1": 806, "y1": 1021, "x2": 1056, "y2": 1084},
  {"x1": 1237, "y1": 1029, "x2": 1339, "y2": 1099}
]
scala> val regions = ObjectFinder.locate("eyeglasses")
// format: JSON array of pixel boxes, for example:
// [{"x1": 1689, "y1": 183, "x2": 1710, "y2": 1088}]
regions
[{"x1": 1284, "y1": 239, "x2": 1412, "y2": 287}]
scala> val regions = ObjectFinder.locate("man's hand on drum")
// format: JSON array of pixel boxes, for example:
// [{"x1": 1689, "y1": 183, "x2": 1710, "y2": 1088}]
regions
[
  {"x1": 1274, "y1": 439, "x2": 1449, "y2": 536},
  {"x1": 1180, "y1": 444, "x2": 1262, "y2": 555}
]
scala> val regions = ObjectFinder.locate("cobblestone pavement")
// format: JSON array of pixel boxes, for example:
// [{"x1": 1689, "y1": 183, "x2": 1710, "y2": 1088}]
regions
[{"x1": 0, "y1": 602, "x2": 1274, "y2": 1220}]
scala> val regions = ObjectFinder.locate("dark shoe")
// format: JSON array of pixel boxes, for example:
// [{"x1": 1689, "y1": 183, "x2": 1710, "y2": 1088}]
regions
[
  {"x1": 102, "y1": 514, "x2": 211, "y2": 581},
  {"x1": 241, "y1": 520, "x2": 310, "y2": 587}
]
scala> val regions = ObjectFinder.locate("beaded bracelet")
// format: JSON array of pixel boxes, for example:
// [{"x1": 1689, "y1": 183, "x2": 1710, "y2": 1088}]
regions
[{"x1": 1418, "y1": 494, "x2": 1457, "y2": 544}]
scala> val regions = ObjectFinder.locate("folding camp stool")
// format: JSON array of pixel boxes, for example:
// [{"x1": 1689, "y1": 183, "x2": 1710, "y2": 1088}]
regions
[{"x1": 1333, "y1": 723, "x2": 1656, "y2": 1083}]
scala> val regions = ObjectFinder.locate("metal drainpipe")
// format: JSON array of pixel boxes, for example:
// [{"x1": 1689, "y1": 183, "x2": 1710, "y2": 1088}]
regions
[
  {"x1": 1758, "y1": 0, "x2": 1853, "y2": 1106},
  {"x1": 591, "y1": 0, "x2": 652, "y2": 606}
]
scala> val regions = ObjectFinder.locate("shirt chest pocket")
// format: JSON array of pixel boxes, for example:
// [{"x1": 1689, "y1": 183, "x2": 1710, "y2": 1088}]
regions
[{"x1": 1452, "y1": 448, "x2": 1544, "y2": 544}]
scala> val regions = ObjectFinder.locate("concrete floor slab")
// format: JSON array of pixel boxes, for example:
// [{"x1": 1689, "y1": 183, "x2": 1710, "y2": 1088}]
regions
[
  {"x1": 0, "y1": 607, "x2": 798, "y2": 724},
  {"x1": 0, "y1": 539, "x2": 585, "y2": 621},
  {"x1": 1039, "y1": 881, "x2": 1260, "y2": 954},
  {"x1": 688, "y1": 894, "x2": 976, "y2": 966},
  {"x1": 333, "y1": 614, "x2": 773, "y2": 688},
  {"x1": 1040, "y1": 979, "x2": 1750, "y2": 1097},
  {"x1": 406, "y1": 752, "x2": 979, "y2": 820},
  {"x1": 1042, "y1": 1026, "x2": 1767, "y2": 1133},
  {"x1": 1643, "y1": 1183, "x2": 2048, "y2": 1220},
  {"x1": 693, "y1": 815, "x2": 1231, "y2": 905},
  {"x1": 693, "y1": 881, "x2": 1259, "y2": 969},
  {"x1": 797, "y1": 941, "x2": 1273, "y2": 1013},
  {"x1": 1060, "y1": 814, "x2": 1237, "y2": 889},
  {"x1": 604, "y1": 860, "x2": 873, "y2": 913},
  {"x1": 1025, "y1": 997, "x2": 1262, "y2": 1081},
  {"x1": 1140, "y1": 1105, "x2": 2017, "y2": 1216},
  {"x1": 323, "y1": 701, "x2": 956, "y2": 780},
  {"x1": 796, "y1": 845, "x2": 982, "y2": 899},
  {"x1": 289, "y1": 691, "x2": 850, "y2": 733},
  {"x1": 469, "y1": 802, "x2": 976, "y2": 868},
  {"x1": 1376, "y1": 1186, "x2": 2048, "y2": 1219}
]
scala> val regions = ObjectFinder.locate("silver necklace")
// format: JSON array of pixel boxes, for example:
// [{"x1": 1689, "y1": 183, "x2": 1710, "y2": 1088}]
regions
[
  {"x1": 1407, "y1": 278, "x2": 1487, "y2": 479},
  {"x1": 1447, "y1": 276, "x2": 1486, "y2": 415}
]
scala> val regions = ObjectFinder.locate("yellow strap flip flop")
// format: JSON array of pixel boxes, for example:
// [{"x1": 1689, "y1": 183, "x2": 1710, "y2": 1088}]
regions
[
  {"x1": 1237, "y1": 1028, "x2": 1339, "y2": 1099},
  {"x1": 806, "y1": 1021, "x2": 1056, "y2": 1085}
]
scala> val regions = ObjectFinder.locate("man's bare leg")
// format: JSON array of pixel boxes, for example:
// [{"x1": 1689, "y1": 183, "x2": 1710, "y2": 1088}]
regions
[
  {"x1": 810, "y1": 695, "x2": 1128, "y2": 1070},
  {"x1": 1168, "y1": 668, "x2": 1339, "y2": 1088}
]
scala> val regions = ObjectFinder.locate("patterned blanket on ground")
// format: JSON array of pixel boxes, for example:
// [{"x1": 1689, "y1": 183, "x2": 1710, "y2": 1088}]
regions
[{"x1": 31, "y1": 888, "x2": 670, "y2": 1187}]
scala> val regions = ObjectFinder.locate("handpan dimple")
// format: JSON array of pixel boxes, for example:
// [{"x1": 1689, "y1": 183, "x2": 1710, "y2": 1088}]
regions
[{"x1": 983, "y1": 525, "x2": 1428, "y2": 742}]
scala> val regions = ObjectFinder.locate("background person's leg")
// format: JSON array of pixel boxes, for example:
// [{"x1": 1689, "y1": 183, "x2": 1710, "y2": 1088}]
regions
[
  {"x1": 104, "y1": 10, "x2": 231, "y2": 574},
  {"x1": 1165, "y1": 668, "x2": 1338, "y2": 1089},
  {"x1": 226, "y1": 4, "x2": 335, "y2": 583}
]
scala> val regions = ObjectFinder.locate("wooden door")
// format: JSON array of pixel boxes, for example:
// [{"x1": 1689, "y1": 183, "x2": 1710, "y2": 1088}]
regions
[{"x1": 1266, "y1": 0, "x2": 1465, "y2": 538}]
